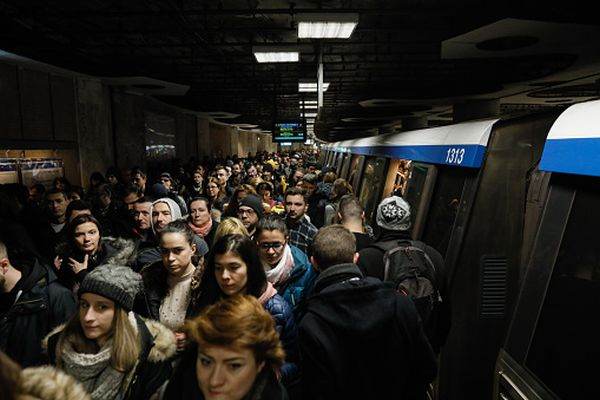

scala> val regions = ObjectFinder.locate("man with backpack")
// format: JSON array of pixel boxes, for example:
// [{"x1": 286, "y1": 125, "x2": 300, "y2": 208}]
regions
[
  {"x1": 299, "y1": 225, "x2": 437, "y2": 399},
  {"x1": 358, "y1": 196, "x2": 451, "y2": 353}
]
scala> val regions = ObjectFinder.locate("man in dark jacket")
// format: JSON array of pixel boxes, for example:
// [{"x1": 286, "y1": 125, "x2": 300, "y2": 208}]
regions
[
  {"x1": 358, "y1": 196, "x2": 451, "y2": 353},
  {"x1": 0, "y1": 241, "x2": 76, "y2": 367},
  {"x1": 299, "y1": 225, "x2": 437, "y2": 399}
]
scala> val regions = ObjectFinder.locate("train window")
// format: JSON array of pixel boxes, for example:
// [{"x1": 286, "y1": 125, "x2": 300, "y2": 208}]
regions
[
  {"x1": 421, "y1": 167, "x2": 470, "y2": 256},
  {"x1": 404, "y1": 162, "x2": 436, "y2": 238},
  {"x1": 524, "y1": 185, "x2": 600, "y2": 399},
  {"x1": 358, "y1": 157, "x2": 388, "y2": 222}
]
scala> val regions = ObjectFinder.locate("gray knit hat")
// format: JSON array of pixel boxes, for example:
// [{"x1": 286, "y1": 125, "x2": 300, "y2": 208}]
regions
[
  {"x1": 376, "y1": 196, "x2": 411, "y2": 231},
  {"x1": 79, "y1": 265, "x2": 142, "y2": 311}
]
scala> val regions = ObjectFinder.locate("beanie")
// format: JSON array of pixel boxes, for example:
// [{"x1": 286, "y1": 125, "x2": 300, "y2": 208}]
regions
[
  {"x1": 79, "y1": 265, "x2": 141, "y2": 311},
  {"x1": 376, "y1": 196, "x2": 411, "y2": 231},
  {"x1": 239, "y1": 194, "x2": 264, "y2": 218}
]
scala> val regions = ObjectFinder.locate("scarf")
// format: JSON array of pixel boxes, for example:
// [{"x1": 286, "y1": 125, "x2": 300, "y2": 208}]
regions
[
  {"x1": 61, "y1": 339, "x2": 126, "y2": 400},
  {"x1": 263, "y1": 245, "x2": 295, "y2": 288},
  {"x1": 257, "y1": 281, "x2": 278, "y2": 306},
  {"x1": 188, "y1": 219, "x2": 212, "y2": 238}
]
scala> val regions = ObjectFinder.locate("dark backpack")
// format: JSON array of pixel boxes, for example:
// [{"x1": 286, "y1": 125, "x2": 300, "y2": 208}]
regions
[{"x1": 372, "y1": 240, "x2": 441, "y2": 324}]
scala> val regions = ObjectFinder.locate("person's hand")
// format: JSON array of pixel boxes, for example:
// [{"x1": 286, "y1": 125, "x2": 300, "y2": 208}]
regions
[
  {"x1": 68, "y1": 254, "x2": 89, "y2": 274},
  {"x1": 175, "y1": 331, "x2": 187, "y2": 351},
  {"x1": 53, "y1": 256, "x2": 62, "y2": 270}
]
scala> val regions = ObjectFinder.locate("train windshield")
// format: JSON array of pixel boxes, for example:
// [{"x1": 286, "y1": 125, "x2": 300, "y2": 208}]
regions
[
  {"x1": 358, "y1": 157, "x2": 388, "y2": 222},
  {"x1": 525, "y1": 182, "x2": 600, "y2": 399}
]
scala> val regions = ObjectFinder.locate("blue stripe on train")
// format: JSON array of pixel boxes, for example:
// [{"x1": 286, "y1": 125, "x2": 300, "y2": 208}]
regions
[
  {"x1": 335, "y1": 144, "x2": 487, "y2": 168},
  {"x1": 539, "y1": 138, "x2": 600, "y2": 177}
]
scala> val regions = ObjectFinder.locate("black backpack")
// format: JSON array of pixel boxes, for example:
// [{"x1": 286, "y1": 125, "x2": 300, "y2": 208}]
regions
[{"x1": 372, "y1": 240, "x2": 442, "y2": 324}]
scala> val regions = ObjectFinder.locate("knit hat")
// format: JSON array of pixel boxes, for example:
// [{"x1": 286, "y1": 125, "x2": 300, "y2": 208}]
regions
[
  {"x1": 79, "y1": 265, "x2": 141, "y2": 311},
  {"x1": 239, "y1": 194, "x2": 264, "y2": 218},
  {"x1": 376, "y1": 196, "x2": 411, "y2": 231},
  {"x1": 160, "y1": 172, "x2": 173, "y2": 181},
  {"x1": 151, "y1": 197, "x2": 183, "y2": 234}
]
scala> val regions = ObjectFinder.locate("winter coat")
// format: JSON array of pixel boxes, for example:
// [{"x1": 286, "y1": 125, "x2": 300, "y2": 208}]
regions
[
  {"x1": 263, "y1": 292, "x2": 299, "y2": 385},
  {"x1": 299, "y1": 263, "x2": 438, "y2": 400},
  {"x1": 17, "y1": 365, "x2": 91, "y2": 400},
  {"x1": 45, "y1": 314, "x2": 177, "y2": 400},
  {"x1": 276, "y1": 246, "x2": 317, "y2": 310},
  {"x1": 135, "y1": 260, "x2": 203, "y2": 322},
  {"x1": 0, "y1": 259, "x2": 76, "y2": 367},
  {"x1": 357, "y1": 230, "x2": 451, "y2": 353},
  {"x1": 161, "y1": 347, "x2": 288, "y2": 400},
  {"x1": 56, "y1": 236, "x2": 136, "y2": 291}
]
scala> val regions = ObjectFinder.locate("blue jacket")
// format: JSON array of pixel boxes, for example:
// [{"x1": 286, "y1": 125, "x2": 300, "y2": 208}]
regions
[
  {"x1": 264, "y1": 293, "x2": 299, "y2": 386},
  {"x1": 276, "y1": 246, "x2": 317, "y2": 309}
]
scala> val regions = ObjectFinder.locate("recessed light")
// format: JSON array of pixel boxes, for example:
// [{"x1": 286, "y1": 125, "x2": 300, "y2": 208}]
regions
[
  {"x1": 253, "y1": 46, "x2": 299, "y2": 63},
  {"x1": 299, "y1": 82, "x2": 329, "y2": 92},
  {"x1": 297, "y1": 13, "x2": 359, "y2": 39}
]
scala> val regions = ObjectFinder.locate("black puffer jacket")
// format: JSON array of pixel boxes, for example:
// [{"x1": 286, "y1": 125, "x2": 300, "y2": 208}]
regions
[
  {"x1": 161, "y1": 346, "x2": 288, "y2": 400},
  {"x1": 0, "y1": 259, "x2": 76, "y2": 367}
]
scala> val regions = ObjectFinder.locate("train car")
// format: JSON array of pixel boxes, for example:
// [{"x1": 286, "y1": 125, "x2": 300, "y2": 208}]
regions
[
  {"x1": 494, "y1": 100, "x2": 600, "y2": 400},
  {"x1": 323, "y1": 112, "x2": 557, "y2": 399}
]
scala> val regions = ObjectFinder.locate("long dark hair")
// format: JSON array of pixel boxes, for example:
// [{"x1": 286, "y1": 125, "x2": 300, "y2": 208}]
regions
[{"x1": 196, "y1": 234, "x2": 267, "y2": 310}]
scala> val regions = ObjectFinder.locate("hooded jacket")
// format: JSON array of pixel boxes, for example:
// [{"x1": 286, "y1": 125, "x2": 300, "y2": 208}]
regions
[
  {"x1": 45, "y1": 314, "x2": 177, "y2": 400},
  {"x1": 0, "y1": 259, "x2": 76, "y2": 367},
  {"x1": 299, "y1": 263, "x2": 437, "y2": 399},
  {"x1": 150, "y1": 198, "x2": 183, "y2": 235},
  {"x1": 275, "y1": 246, "x2": 317, "y2": 310}
]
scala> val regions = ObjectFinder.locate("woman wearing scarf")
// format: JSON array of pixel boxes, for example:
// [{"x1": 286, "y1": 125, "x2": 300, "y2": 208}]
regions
[
  {"x1": 187, "y1": 197, "x2": 219, "y2": 248},
  {"x1": 45, "y1": 264, "x2": 176, "y2": 400},
  {"x1": 255, "y1": 215, "x2": 317, "y2": 310},
  {"x1": 195, "y1": 234, "x2": 299, "y2": 388}
]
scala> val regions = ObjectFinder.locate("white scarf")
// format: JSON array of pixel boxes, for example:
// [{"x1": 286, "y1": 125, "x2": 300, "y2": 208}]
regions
[
  {"x1": 264, "y1": 245, "x2": 295, "y2": 288},
  {"x1": 61, "y1": 339, "x2": 126, "y2": 400}
]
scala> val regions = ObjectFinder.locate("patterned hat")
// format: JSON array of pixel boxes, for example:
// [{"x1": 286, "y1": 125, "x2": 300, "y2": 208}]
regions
[{"x1": 376, "y1": 196, "x2": 411, "y2": 231}]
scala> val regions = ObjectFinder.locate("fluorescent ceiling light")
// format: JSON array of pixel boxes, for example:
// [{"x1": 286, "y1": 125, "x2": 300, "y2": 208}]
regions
[
  {"x1": 297, "y1": 13, "x2": 359, "y2": 39},
  {"x1": 253, "y1": 46, "x2": 299, "y2": 63},
  {"x1": 300, "y1": 100, "x2": 318, "y2": 105},
  {"x1": 302, "y1": 112, "x2": 318, "y2": 118},
  {"x1": 301, "y1": 104, "x2": 318, "y2": 109},
  {"x1": 299, "y1": 82, "x2": 329, "y2": 92}
]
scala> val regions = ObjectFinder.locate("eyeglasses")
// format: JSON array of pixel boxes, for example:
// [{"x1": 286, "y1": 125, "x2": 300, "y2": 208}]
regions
[
  {"x1": 258, "y1": 242, "x2": 284, "y2": 250},
  {"x1": 237, "y1": 208, "x2": 256, "y2": 216}
]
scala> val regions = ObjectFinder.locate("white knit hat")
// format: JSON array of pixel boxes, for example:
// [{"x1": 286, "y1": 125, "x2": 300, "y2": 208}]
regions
[{"x1": 376, "y1": 196, "x2": 411, "y2": 231}]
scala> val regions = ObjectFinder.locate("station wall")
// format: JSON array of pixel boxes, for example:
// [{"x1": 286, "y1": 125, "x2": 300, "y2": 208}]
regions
[{"x1": 0, "y1": 60, "x2": 276, "y2": 188}]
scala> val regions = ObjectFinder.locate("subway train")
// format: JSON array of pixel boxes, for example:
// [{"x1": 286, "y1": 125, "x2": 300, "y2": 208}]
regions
[{"x1": 321, "y1": 99, "x2": 600, "y2": 399}]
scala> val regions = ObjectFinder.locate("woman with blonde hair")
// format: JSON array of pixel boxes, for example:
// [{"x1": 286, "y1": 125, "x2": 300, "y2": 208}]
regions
[
  {"x1": 161, "y1": 295, "x2": 287, "y2": 399},
  {"x1": 212, "y1": 217, "x2": 249, "y2": 244},
  {"x1": 45, "y1": 265, "x2": 176, "y2": 400}
]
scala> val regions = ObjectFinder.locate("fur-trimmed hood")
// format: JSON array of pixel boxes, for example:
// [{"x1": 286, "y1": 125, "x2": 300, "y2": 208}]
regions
[
  {"x1": 102, "y1": 236, "x2": 137, "y2": 267},
  {"x1": 18, "y1": 365, "x2": 91, "y2": 400},
  {"x1": 43, "y1": 314, "x2": 177, "y2": 364}
]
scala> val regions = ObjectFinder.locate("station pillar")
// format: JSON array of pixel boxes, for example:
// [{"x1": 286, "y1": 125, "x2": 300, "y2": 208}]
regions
[{"x1": 453, "y1": 99, "x2": 500, "y2": 123}]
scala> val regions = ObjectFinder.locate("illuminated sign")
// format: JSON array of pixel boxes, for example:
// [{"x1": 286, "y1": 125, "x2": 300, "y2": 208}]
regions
[{"x1": 273, "y1": 122, "x2": 306, "y2": 142}]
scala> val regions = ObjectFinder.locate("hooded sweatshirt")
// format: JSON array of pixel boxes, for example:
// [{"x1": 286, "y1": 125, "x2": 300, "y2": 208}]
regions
[{"x1": 150, "y1": 198, "x2": 183, "y2": 235}]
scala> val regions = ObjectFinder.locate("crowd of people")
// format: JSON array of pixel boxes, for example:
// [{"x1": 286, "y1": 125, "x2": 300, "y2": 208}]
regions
[{"x1": 0, "y1": 150, "x2": 451, "y2": 400}]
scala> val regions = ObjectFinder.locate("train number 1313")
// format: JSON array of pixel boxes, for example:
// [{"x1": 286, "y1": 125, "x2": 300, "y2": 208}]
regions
[{"x1": 445, "y1": 147, "x2": 465, "y2": 165}]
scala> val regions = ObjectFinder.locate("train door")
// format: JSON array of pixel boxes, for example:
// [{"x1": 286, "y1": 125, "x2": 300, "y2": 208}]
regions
[
  {"x1": 340, "y1": 153, "x2": 352, "y2": 179},
  {"x1": 348, "y1": 155, "x2": 365, "y2": 192},
  {"x1": 335, "y1": 152, "x2": 346, "y2": 176},
  {"x1": 357, "y1": 156, "x2": 388, "y2": 223},
  {"x1": 496, "y1": 175, "x2": 600, "y2": 400},
  {"x1": 382, "y1": 158, "x2": 437, "y2": 240}
]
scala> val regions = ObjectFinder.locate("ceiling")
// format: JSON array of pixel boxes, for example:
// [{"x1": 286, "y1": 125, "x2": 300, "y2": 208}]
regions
[{"x1": 1, "y1": 0, "x2": 600, "y2": 142}]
